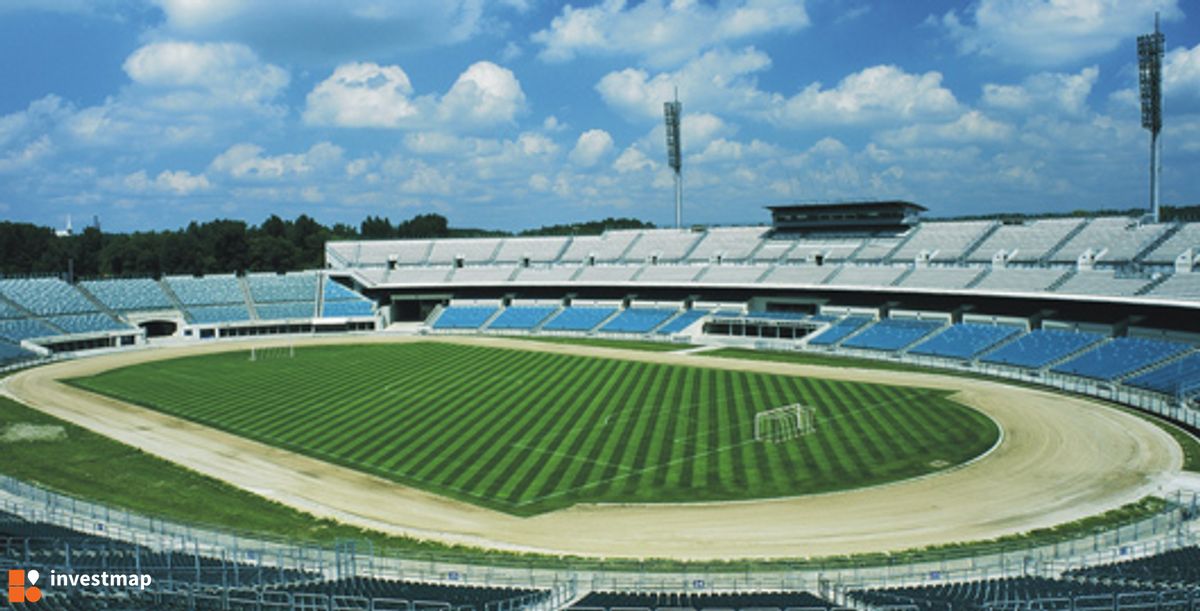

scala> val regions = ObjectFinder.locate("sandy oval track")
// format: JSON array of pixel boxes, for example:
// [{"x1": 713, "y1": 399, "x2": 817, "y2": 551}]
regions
[{"x1": 3, "y1": 335, "x2": 1182, "y2": 560}]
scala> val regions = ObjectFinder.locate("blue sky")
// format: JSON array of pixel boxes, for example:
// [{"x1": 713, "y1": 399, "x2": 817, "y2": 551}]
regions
[{"x1": 1, "y1": 0, "x2": 1198, "y2": 232}]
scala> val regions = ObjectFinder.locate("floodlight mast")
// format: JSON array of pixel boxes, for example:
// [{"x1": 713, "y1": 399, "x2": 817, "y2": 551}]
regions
[
  {"x1": 663, "y1": 89, "x2": 683, "y2": 229},
  {"x1": 1138, "y1": 12, "x2": 1164, "y2": 223}
]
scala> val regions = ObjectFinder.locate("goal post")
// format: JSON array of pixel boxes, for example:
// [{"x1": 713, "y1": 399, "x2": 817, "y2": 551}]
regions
[
  {"x1": 754, "y1": 403, "x2": 817, "y2": 443},
  {"x1": 248, "y1": 342, "x2": 296, "y2": 362}
]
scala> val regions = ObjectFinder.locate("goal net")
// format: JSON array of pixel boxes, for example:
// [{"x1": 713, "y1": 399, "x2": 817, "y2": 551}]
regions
[
  {"x1": 248, "y1": 343, "x2": 295, "y2": 362},
  {"x1": 754, "y1": 403, "x2": 817, "y2": 443}
]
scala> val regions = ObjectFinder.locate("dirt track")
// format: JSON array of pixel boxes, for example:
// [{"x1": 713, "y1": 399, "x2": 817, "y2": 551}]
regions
[{"x1": 3, "y1": 335, "x2": 1183, "y2": 560}]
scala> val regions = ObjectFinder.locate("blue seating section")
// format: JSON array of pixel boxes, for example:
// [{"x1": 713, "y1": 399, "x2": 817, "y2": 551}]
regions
[
  {"x1": 324, "y1": 279, "x2": 363, "y2": 302},
  {"x1": 321, "y1": 299, "x2": 373, "y2": 317},
  {"x1": 744, "y1": 311, "x2": 810, "y2": 321},
  {"x1": 909, "y1": 323, "x2": 1023, "y2": 359},
  {"x1": 807, "y1": 316, "x2": 873, "y2": 346},
  {"x1": 1052, "y1": 337, "x2": 1193, "y2": 381},
  {"x1": 542, "y1": 307, "x2": 617, "y2": 331},
  {"x1": 1125, "y1": 353, "x2": 1200, "y2": 396},
  {"x1": 487, "y1": 306, "x2": 559, "y2": 330},
  {"x1": 599, "y1": 308, "x2": 677, "y2": 334},
  {"x1": 842, "y1": 318, "x2": 944, "y2": 351},
  {"x1": 0, "y1": 342, "x2": 37, "y2": 366},
  {"x1": 256, "y1": 302, "x2": 316, "y2": 320},
  {"x1": 80, "y1": 278, "x2": 173, "y2": 311},
  {"x1": 0, "y1": 279, "x2": 97, "y2": 315},
  {"x1": 247, "y1": 273, "x2": 318, "y2": 303},
  {"x1": 980, "y1": 329, "x2": 1105, "y2": 368},
  {"x1": 0, "y1": 319, "x2": 58, "y2": 342},
  {"x1": 433, "y1": 306, "x2": 498, "y2": 329},
  {"x1": 0, "y1": 299, "x2": 26, "y2": 318},
  {"x1": 46, "y1": 313, "x2": 128, "y2": 334},
  {"x1": 166, "y1": 275, "x2": 244, "y2": 305},
  {"x1": 656, "y1": 308, "x2": 710, "y2": 334},
  {"x1": 187, "y1": 305, "x2": 251, "y2": 324}
]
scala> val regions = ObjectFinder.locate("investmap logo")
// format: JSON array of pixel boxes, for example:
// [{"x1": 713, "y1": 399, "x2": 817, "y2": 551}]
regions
[{"x1": 7, "y1": 569, "x2": 42, "y2": 604}]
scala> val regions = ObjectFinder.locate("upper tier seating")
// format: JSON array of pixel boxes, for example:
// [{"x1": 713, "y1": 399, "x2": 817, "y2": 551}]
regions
[
  {"x1": 386, "y1": 266, "x2": 453, "y2": 284},
  {"x1": 492, "y1": 236, "x2": 569, "y2": 263},
  {"x1": 967, "y1": 218, "x2": 1084, "y2": 262},
  {"x1": 541, "y1": 306, "x2": 617, "y2": 331},
  {"x1": 46, "y1": 313, "x2": 129, "y2": 334},
  {"x1": 656, "y1": 308, "x2": 710, "y2": 334},
  {"x1": 899, "y1": 266, "x2": 985, "y2": 289},
  {"x1": 850, "y1": 237, "x2": 903, "y2": 261},
  {"x1": 972, "y1": 267, "x2": 1070, "y2": 292},
  {"x1": 322, "y1": 279, "x2": 374, "y2": 318},
  {"x1": 637, "y1": 265, "x2": 704, "y2": 283},
  {"x1": 0, "y1": 278, "x2": 98, "y2": 315},
  {"x1": 599, "y1": 308, "x2": 677, "y2": 334},
  {"x1": 246, "y1": 273, "x2": 317, "y2": 303},
  {"x1": 842, "y1": 318, "x2": 944, "y2": 351},
  {"x1": 686, "y1": 227, "x2": 767, "y2": 261},
  {"x1": 623, "y1": 229, "x2": 703, "y2": 262},
  {"x1": 762, "y1": 265, "x2": 836, "y2": 285},
  {"x1": 1052, "y1": 337, "x2": 1193, "y2": 381},
  {"x1": 432, "y1": 305, "x2": 497, "y2": 329},
  {"x1": 0, "y1": 299, "x2": 22, "y2": 318},
  {"x1": 559, "y1": 232, "x2": 639, "y2": 262},
  {"x1": 980, "y1": 329, "x2": 1106, "y2": 368},
  {"x1": 81, "y1": 278, "x2": 174, "y2": 311},
  {"x1": 570, "y1": 590, "x2": 836, "y2": 611},
  {"x1": 426, "y1": 238, "x2": 502, "y2": 264},
  {"x1": 487, "y1": 305, "x2": 559, "y2": 330},
  {"x1": 1050, "y1": 217, "x2": 1169, "y2": 263},
  {"x1": 1143, "y1": 223, "x2": 1200, "y2": 263},
  {"x1": 808, "y1": 316, "x2": 873, "y2": 346},
  {"x1": 1147, "y1": 273, "x2": 1200, "y2": 300},
  {"x1": 513, "y1": 266, "x2": 581, "y2": 282},
  {"x1": 187, "y1": 304, "x2": 251, "y2": 324},
  {"x1": 326, "y1": 241, "x2": 359, "y2": 266},
  {"x1": 1054, "y1": 270, "x2": 1150, "y2": 297},
  {"x1": 0, "y1": 319, "x2": 59, "y2": 342},
  {"x1": 909, "y1": 323, "x2": 1022, "y2": 359},
  {"x1": 829, "y1": 265, "x2": 907, "y2": 286},
  {"x1": 165, "y1": 275, "x2": 244, "y2": 306},
  {"x1": 751, "y1": 240, "x2": 794, "y2": 261},
  {"x1": 358, "y1": 239, "x2": 432, "y2": 265},
  {"x1": 575, "y1": 265, "x2": 639, "y2": 283},
  {"x1": 701, "y1": 265, "x2": 770, "y2": 283},
  {"x1": 785, "y1": 237, "x2": 866, "y2": 262},
  {"x1": 1124, "y1": 353, "x2": 1200, "y2": 396},
  {"x1": 891, "y1": 221, "x2": 996, "y2": 262},
  {"x1": 450, "y1": 266, "x2": 517, "y2": 283}
]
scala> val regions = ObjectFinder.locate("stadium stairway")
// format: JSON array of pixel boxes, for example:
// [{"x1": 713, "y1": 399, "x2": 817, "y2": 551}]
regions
[
  {"x1": 820, "y1": 265, "x2": 845, "y2": 285},
  {"x1": 72, "y1": 283, "x2": 124, "y2": 322},
  {"x1": 890, "y1": 266, "x2": 915, "y2": 286},
  {"x1": 237, "y1": 276, "x2": 260, "y2": 321},
  {"x1": 616, "y1": 233, "x2": 643, "y2": 262},
  {"x1": 958, "y1": 222, "x2": 1002, "y2": 263},
  {"x1": 964, "y1": 268, "x2": 991, "y2": 289},
  {"x1": 881, "y1": 226, "x2": 920, "y2": 263},
  {"x1": 1046, "y1": 269, "x2": 1077, "y2": 292},
  {"x1": 1134, "y1": 222, "x2": 1183, "y2": 263},
  {"x1": 1042, "y1": 218, "x2": 1093, "y2": 263},
  {"x1": 1135, "y1": 274, "x2": 1172, "y2": 296},
  {"x1": 971, "y1": 327, "x2": 1031, "y2": 362},
  {"x1": 1040, "y1": 334, "x2": 1112, "y2": 372},
  {"x1": 157, "y1": 278, "x2": 188, "y2": 313},
  {"x1": 1114, "y1": 346, "x2": 1200, "y2": 383}
]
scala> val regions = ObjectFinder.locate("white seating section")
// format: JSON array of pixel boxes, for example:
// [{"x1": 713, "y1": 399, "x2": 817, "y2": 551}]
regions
[
  {"x1": 512, "y1": 266, "x2": 580, "y2": 283},
  {"x1": 786, "y1": 238, "x2": 864, "y2": 262},
  {"x1": 761, "y1": 265, "x2": 836, "y2": 285},
  {"x1": 1143, "y1": 224, "x2": 1200, "y2": 263},
  {"x1": 575, "y1": 265, "x2": 639, "y2": 283},
  {"x1": 451, "y1": 267, "x2": 516, "y2": 284},
  {"x1": 1055, "y1": 271, "x2": 1149, "y2": 297},
  {"x1": 850, "y1": 238, "x2": 902, "y2": 262},
  {"x1": 973, "y1": 268, "x2": 1069, "y2": 293},
  {"x1": 702, "y1": 265, "x2": 770, "y2": 284},
  {"x1": 1148, "y1": 274, "x2": 1200, "y2": 299},
  {"x1": 623, "y1": 229, "x2": 701, "y2": 261},
  {"x1": 891, "y1": 221, "x2": 996, "y2": 262},
  {"x1": 831, "y1": 266, "x2": 907, "y2": 287},
  {"x1": 900, "y1": 267, "x2": 985, "y2": 290},
  {"x1": 968, "y1": 218, "x2": 1083, "y2": 262},
  {"x1": 492, "y1": 237, "x2": 569, "y2": 263},
  {"x1": 427, "y1": 238, "x2": 501, "y2": 265},
  {"x1": 637, "y1": 266, "x2": 703, "y2": 283},
  {"x1": 357, "y1": 240, "x2": 431, "y2": 266},
  {"x1": 686, "y1": 227, "x2": 767, "y2": 261},
  {"x1": 559, "y1": 232, "x2": 639, "y2": 262},
  {"x1": 752, "y1": 241, "x2": 794, "y2": 261},
  {"x1": 1051, "y1": 218, "x2": 1169, "y2": 263}
]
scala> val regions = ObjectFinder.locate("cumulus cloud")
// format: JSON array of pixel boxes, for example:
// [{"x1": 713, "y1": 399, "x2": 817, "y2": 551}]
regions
[
  {"x1": 210, "y1": 142, "x2": 345, "y2": 180},
  {"x1": 983, "y1": 66, "x2": 1099, "y2": 115},
  {"x1": 119, "y1": 169, "x2": 211, "y2": 195},
  {"x1": 878, "y1": 111, "x2": 1013, "y2": 147},
  {"x1": 533, "y1": 0, "x2": 808, "y2": 67},
  {"x1": 768, "y1": 65, "x2": 960, "y2": 127},
  {"x1": 613, "y1": 146, "x2": 657, "y2": 173},
  {"x1": 596, "y1": 47, "x2": 772, "y2": 119},
  {"x1": 569, "y1": 129, "x2": 615, "y2": 167},
  {"x1": 149, "y1": 0, "x2": 486, "y2": 62},
  {"x1": 123, "y1": 41, "x2": 288, "y2": 110},
  {"x1": 304, "y1": 60, "x2": 524, "y2": 130},
  {"x1": 938, "y1": 0, "x2": 1181, "y2": 67}
]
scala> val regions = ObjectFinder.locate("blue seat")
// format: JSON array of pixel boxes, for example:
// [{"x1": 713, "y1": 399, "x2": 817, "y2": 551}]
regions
[
  {"x1": 247, "y1": 273, "x2": 318, "y2": 303},
  {"x1": 1052, "y1": 337, "x2": 1193, "y2": 381},
  {"x1": 187, "y1": 305, "x2": 251, "y2": 324},
  {"x1": 321, "y1": 300, "x2": 373, "y2": 317},
  {"x1": 541, "y1": 307, "x2": 617, "y2": 331},
  {"x1": 47, "y1": 314, "x2": 129, "y2": 334},
  {"x1": 0, "y1": 319, "x2": 58, "y2": 342},
  {"x1": 980, "y1": 329, "x2": 1106, "y2": 368},
  {"x1": 808, "y1": 316, "x2": 873, "y2": 346},
  {"x1": 166, "y1": 276, "x2": 244, "y2": 305},
  {"x1": 432, "y1": 306, "x2": 498, "y2": 329},
  {"x1": 909, "y1": 323, "x2": 1023, "y2": 359},
  {"x1": 487, "y1": 306, "x2": 559, "y2": 330},
  {"x1": 1124, "y1": 353, "x2": 1200, "y2": 395},
  {"x1": 0, "y1": 341, "x2": 37, "y2": 366},
  {"x1": 0, "y1": 279, "x2": 97, "y2": 315},
  {"x1": 599, "y1": 308, "x2": 676, "y2": 333},
  {"x1": 256, "y1": 302, "x2": 316, "y2": 320},
  {"x1": 842, "y1": 319, "x2": 943, "y2": 351},
  {"x1": 656, "y1": 309, "x2": 710, "y2": 334},
  {"x1": 80, "y1": 278, "x2": 173, "y2": 311}
]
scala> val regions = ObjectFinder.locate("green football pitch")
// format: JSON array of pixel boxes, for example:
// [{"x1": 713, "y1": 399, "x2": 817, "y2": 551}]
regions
[{"x1": 70, "y1": 342, "x2": 999, "y2": 516}]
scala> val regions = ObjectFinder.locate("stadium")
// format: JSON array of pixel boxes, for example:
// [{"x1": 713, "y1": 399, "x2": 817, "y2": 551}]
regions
[{"x1": 2, "y1": 3, "x2": 1200, "y2": 611}]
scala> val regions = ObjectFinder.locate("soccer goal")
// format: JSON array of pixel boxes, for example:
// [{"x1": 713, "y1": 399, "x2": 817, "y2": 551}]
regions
[
  {"x1": 248, "y1": 343, "x2": 295, "y2": 362},
  {"x1": 754, "y1": 403, "x2": 817, "y2": 443}
]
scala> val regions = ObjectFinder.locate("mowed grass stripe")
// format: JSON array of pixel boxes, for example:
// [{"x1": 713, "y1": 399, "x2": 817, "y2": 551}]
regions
[{"x1": 70, "y1": 342, "x2": 999, "y2": 515}]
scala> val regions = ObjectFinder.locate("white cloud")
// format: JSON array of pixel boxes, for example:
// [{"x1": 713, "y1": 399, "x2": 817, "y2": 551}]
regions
[
  {"x1": 879, "y1": 111, "x2": 1013, "y2": 147},
  {"x1": 123, "y1": 41, "x2": 288, "y2": 110},
  {"x1": 437, "y1": 61, "x2": 526, "y2": 126},
  {"x1": 613, "y1": 146, "x2": 657, "y2": 173},
  {"x1": 1163, "y1": 43, "x2": 1200, "y2": 112},
  {"x1": 304, "y1": 60, "x2": 524, "y2": 130},
  {"x1": 569, "y1": 129, "x2": 614, "y2": 167},
  {"x1": 210, "y1": 142, "x2": 344, "y2": 180},
  {"x1": 768, "y1": 65, "x2": 960, "y2": 127},
  {"x1": 939, "y1": 0, "x2": 1181, "y2": 67},
  {"x1": 533, "y1": 0, "x2": 808, "y2": 67},
  {"x1": 150, "y1": 0, "x2": 486, "y2": 62},
  {"x1": 690, "y1": 138, "x2": 781, "y2": 164},
  {"x1": 983, "y1": 66, "x2": 1099, "y2": 115},
  {"x1": 596, "y1": 47, "x2": 772, "y2": 119},
  {"x1": 0, "y1": 135, "x2": 54, "y2": 174},
  {"x1": 119, "y1": 169, "x2": 211, "y2": 195}
]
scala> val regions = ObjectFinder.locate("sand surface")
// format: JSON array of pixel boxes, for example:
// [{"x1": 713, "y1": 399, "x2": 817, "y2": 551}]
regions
[{"x1": 3, "y1": 335, "x2": 1182, "y2": 560}]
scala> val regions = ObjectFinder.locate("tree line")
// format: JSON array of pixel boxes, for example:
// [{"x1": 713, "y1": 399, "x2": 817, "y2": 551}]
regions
[{"x1": 0, "y1": 213, "x2": 654, "y2": 279}]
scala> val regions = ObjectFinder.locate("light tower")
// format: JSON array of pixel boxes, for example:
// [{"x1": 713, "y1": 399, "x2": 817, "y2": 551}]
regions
[
  {"x1": 1138, "y1": 13, "x2": 1165, "y2": 222},
  {"x1": 663, "y1": 89, "x2": 683, "y2": 228}
]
